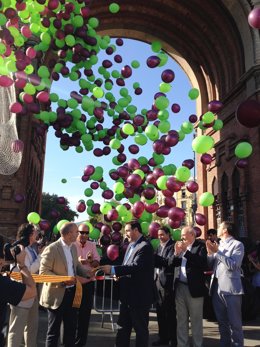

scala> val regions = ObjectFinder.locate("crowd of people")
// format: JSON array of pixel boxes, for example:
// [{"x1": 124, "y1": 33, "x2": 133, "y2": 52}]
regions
[{"x1": 0, "y1": 220, "x2": 259, "y2": 347}]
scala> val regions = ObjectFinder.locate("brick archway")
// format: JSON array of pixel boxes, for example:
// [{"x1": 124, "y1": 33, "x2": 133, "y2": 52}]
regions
[{"x1": 1, "y1": 0, "x2": 259, "y2": 240}]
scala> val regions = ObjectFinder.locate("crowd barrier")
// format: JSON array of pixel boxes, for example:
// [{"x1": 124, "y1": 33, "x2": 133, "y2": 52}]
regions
[{"x1": 93, "y1": 274, "x2": 120, "y2": 331}]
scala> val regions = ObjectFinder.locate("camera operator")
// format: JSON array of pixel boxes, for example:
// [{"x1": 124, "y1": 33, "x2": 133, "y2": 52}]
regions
[
  {"x1": 7, "y1": 223, "x2": 43, "y2": 347},
  {"x1": 0, "y1": 246, "x2": 36, "y2": 347}
]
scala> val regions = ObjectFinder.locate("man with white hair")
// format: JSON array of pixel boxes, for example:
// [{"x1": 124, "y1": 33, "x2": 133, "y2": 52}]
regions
[
  {"x1": 168, "y1": 226, "x2": 207, "y2": 347},
  {"x1": 40, "y1": 222, "x2": 92, "y2": 347}
]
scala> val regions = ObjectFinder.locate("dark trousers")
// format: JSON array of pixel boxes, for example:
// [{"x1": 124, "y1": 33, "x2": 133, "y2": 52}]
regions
[
  {"x1": 156, "y1": 287, "x2": 177, "y2": 345},
  {"x1": 75, "y1": 281, "x2": 94, "y2": 346},
  {"x1": 116, "y1": 303, "x2": 150, "y2": 347},
  {"x1": 46, "y1": 287, "x2": 77, "y2": 347}
]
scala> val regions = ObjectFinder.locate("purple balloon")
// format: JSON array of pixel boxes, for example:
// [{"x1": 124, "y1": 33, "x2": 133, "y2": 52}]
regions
[
  {"x1": 57, "y1": 196, "x2": 66, "y2": 204},
  {"x1": 161, "y1": 69, "x2": 175, "y2": 83},
  {"x1": 201, "y1": 154, "x2": 212, "y2": 165},
  {"x1": 149, "y1": 222, "x2": 160, "y2": 238},
  {"x1": 193, "y1": 226, "x2": 202, "y2": 238},
  {"x1": 153, "y1": 140, "x2": 165, "y2": 154},
  {"x1": 127, "y1": 174, "x2": 142, "y2": 187},
  {"x1": 248, "y1": 8, "x2": 260, "y2": 29},
  {"x1": 145, "y1": 202, "x2": 159, "y2": 214},
  {"x1": 39, "y1": 219, "x2": 51, "y2": 231},
  {"x1": 84, "y1": 165, "x2": 95, "y2": 176},
  {"x1": 165, "y1": 131, "x2": 179, "y2": 147},
  {"x1": 133, "y1": 115, "x2": 145, "y2": 126},
  {"x1": 189, "y1": 114, "x2": 198, "y2": 123},
  {"x1": 102, "y1": 189, "x2": 114, "y2": 200},
  {"x1": 146, "y1": 55, "x2": 161, "y2": 68},
  {"x1": 156, "y1": 205, "x2": 170, "y2": 218},
  {"x1": 186, "y1": 181, "x2": 199, "y2": 193},
  {"x1": 208, "y1": 100, "x2": 223, "y2": 113},
  {"x1": 195, "y1": 213, "x2": 207, "y2": 226},
  {"x1": 128, "y1": 158, "x2": 140, "y2": 170},
  {"x1": 168, "y1": 207, "x2": 185, "y2": 221},
  {"x1": 164, "y1": 196, "x2": 176, "y2": 207},
  {"x1": 114, "y1": 54, "x2": 122, "y2": 63},
  {"x1": 182, "y1": 159, "x2": 195, "y2": 170},
  {"x1": 166, "y1": 177, "x2": 181, "y2": 192},
  {"x1": 236, "y1": 159, "x2": 248, "y2": 169},
  {"x1": 124, "y1": 144, "x2": 135, "y2": 155},
  {"x1": 236, "y1": 100, "x2": 260, "y2": 128},
  {"x1": 100, "y1": 234, "x2": 111, "y2": 246},
  {"x1": 112, "y1": 222, "x2": 122, "y2": 232},
  {"x1": 143, "y1": 187, "x2": 156, "y2": 200},
  {"x1": 121, "y1": 65, "x2": 132, "y2": 78},
  {"x1": 168, "y1": 219, "x2": 181, "y2": 229},
  {"x1": 107, "y1": 209, "x2": 119, "y2": 221},
  {"x1": 111, "y1": 231, "x2": 122, "y2": 244},
  {"x1": 91, "y1": 203, "x2": 101, "y2": 214},
  {"x1": 14, "y1": 193, "x2": 25, "y2": 203},
  {"x1": 76, "y1": 201, "x2": 86, "y2": 213},
  {"x1": 101, "y1": 224, "x2": 111, "y2": 235},
  {"x1": 107, "y1": 244, "x2": 119, "y2": 261},
  {"x1": 171, "y1": 103, "x2": 181, "y2": 113},
  {"x1": 132, "y1": 201, "x2": 145, "y2": 218}
]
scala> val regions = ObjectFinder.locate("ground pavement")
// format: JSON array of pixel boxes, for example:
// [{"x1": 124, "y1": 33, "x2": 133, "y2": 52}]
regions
[{"x1": 36, "y1": 309, "x2": 260, "y2": 347}]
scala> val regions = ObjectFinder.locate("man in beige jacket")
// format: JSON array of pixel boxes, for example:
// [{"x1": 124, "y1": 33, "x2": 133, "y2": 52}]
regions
[{"x1": 40, "y1": 222, "x2": 92, "y2": 347}]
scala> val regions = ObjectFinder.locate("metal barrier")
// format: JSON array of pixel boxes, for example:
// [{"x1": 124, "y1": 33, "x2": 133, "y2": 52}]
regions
[{"x1": 93, "y1": 274, "x2": 120, "y2": 331}]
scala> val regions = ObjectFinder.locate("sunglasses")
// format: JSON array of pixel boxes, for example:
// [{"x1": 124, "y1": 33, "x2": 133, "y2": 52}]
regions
[{"x1": 79, "y1": 231, "x2": 89, "y2": 235}]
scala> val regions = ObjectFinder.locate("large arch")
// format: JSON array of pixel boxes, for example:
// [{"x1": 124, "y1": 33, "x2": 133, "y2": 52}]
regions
[{"x1": 0, "y1": 0, "x2": 259, "y2": 240}]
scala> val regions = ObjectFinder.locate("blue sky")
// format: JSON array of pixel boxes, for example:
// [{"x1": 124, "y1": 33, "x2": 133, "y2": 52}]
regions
[{"x1": 43, "y1": 38, "x2": 196, "y2": 221}]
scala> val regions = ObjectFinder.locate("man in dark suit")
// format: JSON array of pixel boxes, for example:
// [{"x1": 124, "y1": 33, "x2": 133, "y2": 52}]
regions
[
  {"x1": 101, "y1": 221, "x2": 155, "y2": 347},
  {"x1": 169, "y1": 226, "x2": 207, "y2": 347},
  {"x1": 153, "y1": 226, "x2": 177, "y2": 347}
]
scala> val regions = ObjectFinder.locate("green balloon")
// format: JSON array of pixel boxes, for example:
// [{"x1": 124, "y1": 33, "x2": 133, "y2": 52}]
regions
[
  {"x1": 145, "y1": 124, "x2": 159, "y2": 141},
  {"x1": 100, "y1": 202, "x2": 112, "y2": 214},
  {"x1": 109, "y1": 3, "x2": 120, "y2": 13},
  {"x1": 89, "y1": 228, "x2": 100, "y2": 240},
  {"x1": 113, "y1": 182, "x2": 125, "y2": 194},
  {"x1": 121, "y1": 210, "x2": 133, "y2": 223},
  {"x1": 129, "y1": 194, "x2": 141, "y2": 204},
  {"x1": 131, "y1": 60, "x2": 140, "y2": 68},
  {"x1": 151, "y1": 41, "x2": 162, "y2": 53},
  {"x1": 202, "y1": 111, "x2": 215, "y2": 124},
  {"x1": 158, "y1": 120, "x2": 171, "y2": 133},
  {"x1": 171, "y1": 229, "x2": 182, "y2": 241},
  {"x1": 181, "y1": 121, "x2": 194, "y2": 134},
  {"x1": 188, "y1": 88, "x2": 200, "y2": 100},
  {"x1": 86, "y1": 199, "x2": 94, "y2": 207},
  {"x1": 163, "y1": 164, "x2": 177, "y2": 175},
  {"x1": 213, "y1": 119, "x2": 223, "y2": 131},
  {"x1": 122, "y1": 123, "x2": 134, "y2": 135},
  {"x1": 151, "y1": 238, "x2": 160, "y2": 250},
  {"x1": 175, "y1": 166, "x2": 191, "y2": 182},
  {"x1": 84, "y1": 188, "x2": 93, "y2": 197},
  {"x1": 192, "y1": 135, "x2": 215, "y2": 154},
  {"x1": 158, "y1": 110, "x2": 169, "y2": 121},
  {"x1": 235, "y1": 142, "x2": 253, "y2": 159},
  {"x1": 155, "y1": 96, "x2": 169, "y2": 110},
  {"x1": 199, "y1": 192, "x2": 215, "y2": 207},
  {"x1": 27, "y1": 212, "x2": 41, "y2": 224},
  {"x1": 109, "y1": 138, "x2": 121, "y2": 150},
  {"x1": 157, "y1": 175, "x2": 168, "y2": 190},
  {"x1": 153, "y1": 153, "x2": 165, "y2": 165},
  {"x1": 88, "y1": 17, "x2": 99, "y2": 28},
  {"x1": 61, "y1": 178, "x2": 67, "y2": 183},
  {"x1": 141, "y1": 222, "x2": 150, "y2": 236},
  {"x1": 138, "y1": 156, "x2": 148, "y2": 165},
  {"x1": 93, "y1": 87, "x2": 104, "y2": 98},
  {"x1": 116, "y1": 205, "x2": 127, "y2": 217},
  {"x1": 135, "y1": 133, "x2": 148, "y2": 145},
  {"x1": 139, "y1": 210, "x2": 152, "y2": 223},
  {"x1": 133, "y1": 169, "x2": 145, "y2": 179},
  {"x1": 159, "y1": 82, "x2": 171, "y2": 93},
  {"x1": 53, "y1": 225, "x2": 59, "y2": 235},
  {"x1": 178, "y1": 130, "x2": 186, "y2": 141}
]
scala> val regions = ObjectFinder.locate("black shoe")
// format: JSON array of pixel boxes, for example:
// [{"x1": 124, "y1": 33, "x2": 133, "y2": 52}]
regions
[{"x1": 152, "y1": 340, "x2": 169, "y2": 346}]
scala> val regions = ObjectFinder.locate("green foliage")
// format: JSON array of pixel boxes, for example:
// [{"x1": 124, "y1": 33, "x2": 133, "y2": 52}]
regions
[{"x1": 41, "y1": 192, "x2": 78, "y2": 228}]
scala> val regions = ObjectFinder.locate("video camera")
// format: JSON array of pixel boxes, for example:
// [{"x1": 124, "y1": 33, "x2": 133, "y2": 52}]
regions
[{"x1": 3, "y1": 237, "x2": 30, "y2": 262}]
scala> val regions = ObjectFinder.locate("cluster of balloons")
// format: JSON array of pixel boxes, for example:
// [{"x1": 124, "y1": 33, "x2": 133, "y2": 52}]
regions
[{"x1": 2, "y1": 2, "x2": 257, "y2": 256}]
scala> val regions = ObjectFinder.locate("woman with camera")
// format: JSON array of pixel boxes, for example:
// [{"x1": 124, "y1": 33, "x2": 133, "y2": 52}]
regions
[{"x1": 7, "y1": 223, "x2": 43, "y2": 347}]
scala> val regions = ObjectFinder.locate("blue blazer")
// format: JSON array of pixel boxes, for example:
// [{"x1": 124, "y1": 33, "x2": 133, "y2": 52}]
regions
[{"x1": 114, "y1": 236, "x2": 156, "y2": 307}]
